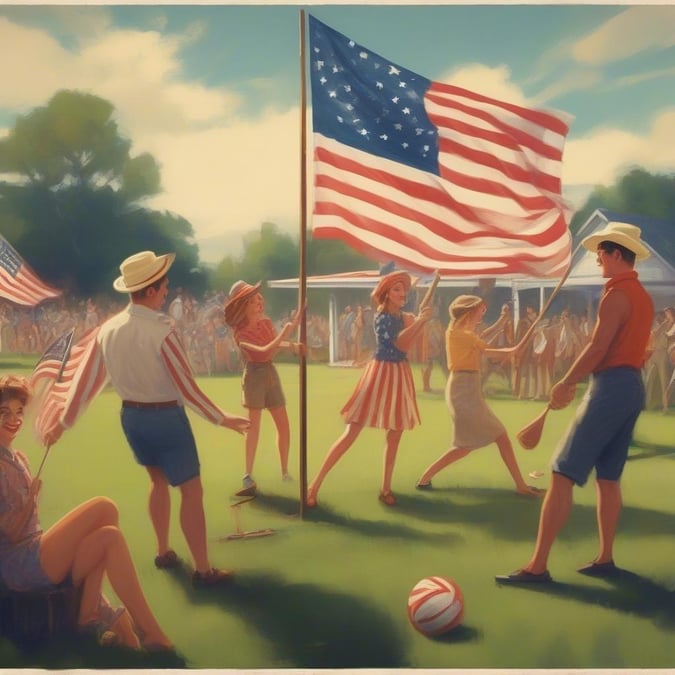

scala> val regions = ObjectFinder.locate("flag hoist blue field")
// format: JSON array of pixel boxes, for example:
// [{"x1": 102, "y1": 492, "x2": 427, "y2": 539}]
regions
[{"x1": 2, "y1": 360, "x2": 673, "y2": 670}]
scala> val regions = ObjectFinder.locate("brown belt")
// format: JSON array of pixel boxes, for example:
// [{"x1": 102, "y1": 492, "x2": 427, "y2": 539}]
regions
[{"x1": 122, "y1": 400, "x2": 178, "y2": 410}]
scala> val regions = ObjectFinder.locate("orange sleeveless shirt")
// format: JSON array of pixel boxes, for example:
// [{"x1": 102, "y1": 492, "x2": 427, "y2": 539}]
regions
[{"x1": 595, "y1": 271, "x2": 654, "y2": 372}]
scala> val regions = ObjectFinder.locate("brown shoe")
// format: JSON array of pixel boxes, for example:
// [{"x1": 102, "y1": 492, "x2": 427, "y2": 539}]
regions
[
  {"x1": 192, "y1": 567, "x2": 234, "y2": 588},
  {"x1": 154, "y1": 549, "x2": 180, "y2": 569}
]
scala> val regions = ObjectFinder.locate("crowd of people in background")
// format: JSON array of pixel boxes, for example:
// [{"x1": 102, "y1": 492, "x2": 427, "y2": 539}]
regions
[{"x1": 1, "y1": 292, "x2": 673, "y2": 411}]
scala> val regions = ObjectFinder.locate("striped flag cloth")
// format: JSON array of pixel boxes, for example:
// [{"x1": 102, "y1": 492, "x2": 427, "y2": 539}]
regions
[
  {"x1": 0, "y1": 235, "x2": 61, "y2": 305},
  {"x1": 33, "y1": 327, "x2": 100, "y2": 443},
  {"x1": 309, "y1": 16, "x2": 573, "y2": 278},
  {"x1": 30, "y1": 328, "x2": 75, "y2": 387}
]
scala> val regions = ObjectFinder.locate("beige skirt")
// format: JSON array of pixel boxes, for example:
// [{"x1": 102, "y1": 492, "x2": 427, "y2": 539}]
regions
[{"x1": 446, "y1": 371, "x2": 505, "y2": 448}]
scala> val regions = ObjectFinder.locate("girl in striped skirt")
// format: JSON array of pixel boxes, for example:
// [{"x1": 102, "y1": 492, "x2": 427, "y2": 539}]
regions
[{"x1": 306, "y1": 271, "x2": 432, "y2": 507}]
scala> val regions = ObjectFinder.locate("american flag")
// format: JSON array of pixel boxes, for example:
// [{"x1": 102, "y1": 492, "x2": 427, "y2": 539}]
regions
[
  {"x1": 0, "y1": 235, "x2": 61, "y2": 306},
  {"x1": 33, "y1": 327, "x2": 101, "y2": 443},
  {"x1": 309, "y1": 16, "x2": 573, "y2": 278},
  {"x1": 30, "y1": 328, "x2": 75, "y2": 387}
]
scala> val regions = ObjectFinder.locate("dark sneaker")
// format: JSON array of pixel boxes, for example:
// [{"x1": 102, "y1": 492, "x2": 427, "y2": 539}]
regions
[
  {"x1": 495, "y1": 568, "x2": 553, "y2": 583},
  {"x1": 154, "y1": 549, "x2": 180, "y2": 569},
  {"x1": 235, "y1": 475, "x2": 257, "y2": 497},
  {"x1": 192, "y1": 568, "x2": 235, "y2": 588}
]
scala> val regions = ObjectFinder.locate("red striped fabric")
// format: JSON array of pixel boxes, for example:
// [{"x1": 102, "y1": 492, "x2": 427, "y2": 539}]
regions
[
  {"x1": 34, "y1": 328, "x2": 103, "y2": 442},
  {"x1": 0, "y1": 236, "x2": 61, "y2": 306},
  {"x1": 312, "y1": 62, "x2": 573, "y2": 278}
]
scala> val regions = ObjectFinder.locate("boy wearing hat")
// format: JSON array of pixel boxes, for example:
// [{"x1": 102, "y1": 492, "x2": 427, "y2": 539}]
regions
[
  {"x1": 497, "y1": 222, "x2": 654, "y2": 583},
  {"x1": 42, "y1": 251, "x2": 250, "y2": 588}
]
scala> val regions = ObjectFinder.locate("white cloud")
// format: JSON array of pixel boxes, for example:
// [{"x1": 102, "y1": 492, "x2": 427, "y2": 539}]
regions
[
  {"x1": 143, "y1": 107, "x2": 301, "y2": 252},
  {"x1": 572, "y1": 6, "x2": 675, "y2": 67},
  {"x1": 562, "y1": 108, "x2": 675, "y2": 186},
  {"x1": 437, "y1": 63, "x2": 530, "y2": 107}
]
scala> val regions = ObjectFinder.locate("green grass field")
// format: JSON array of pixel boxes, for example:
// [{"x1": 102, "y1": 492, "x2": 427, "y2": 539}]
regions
[{"x1": 1, "y1": 359, "x2": 674, "y2": 669}]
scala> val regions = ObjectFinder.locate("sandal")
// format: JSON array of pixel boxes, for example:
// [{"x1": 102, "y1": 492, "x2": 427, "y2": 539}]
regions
[
  {"x1": 378, "y1": 491, "x2": 396, "y2": 506},
  {"x1": 305, "y1": 487, "x2": 318, "y2": 508}
]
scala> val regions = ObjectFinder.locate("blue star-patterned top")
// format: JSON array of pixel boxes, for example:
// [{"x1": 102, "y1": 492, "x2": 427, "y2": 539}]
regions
[{"x1": 374, "y1": 312, "x2": 407, "y2": 363}]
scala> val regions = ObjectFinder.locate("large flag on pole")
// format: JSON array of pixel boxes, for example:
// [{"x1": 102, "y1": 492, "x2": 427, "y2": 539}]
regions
[
  {"x1": 0, "y1": 235, "x2": 61, "y2": 305},
  {"x1": 308, "y1": 16, "x2": 573, "y2": 278}
]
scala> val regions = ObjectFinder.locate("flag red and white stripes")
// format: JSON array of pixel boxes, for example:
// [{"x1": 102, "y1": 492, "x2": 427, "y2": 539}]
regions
[
  {"x1": 33, "y1": 328, "x2": 103, "y2": 442},
  {"x1": 0, "y1": 235, "x2": 61, "y2": 306},
  {"x1": 309, "y1": 17, "x2": 573, "y2": 278}
]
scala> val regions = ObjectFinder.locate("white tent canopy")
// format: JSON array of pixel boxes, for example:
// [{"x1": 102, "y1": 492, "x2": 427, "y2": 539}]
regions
[{"x1": 270, "y1": 208, "x2": 675, "y2": 363}]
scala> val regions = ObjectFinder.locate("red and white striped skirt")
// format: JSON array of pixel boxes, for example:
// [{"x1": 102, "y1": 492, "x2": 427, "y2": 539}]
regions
[{"x1": 341, "y1": 359, "x2": 420, "y2": 431}]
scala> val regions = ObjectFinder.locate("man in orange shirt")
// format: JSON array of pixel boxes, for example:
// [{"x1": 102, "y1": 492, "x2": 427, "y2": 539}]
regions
[{"x1": 497, "y1": 223, "x2": 654, "y2": 583}]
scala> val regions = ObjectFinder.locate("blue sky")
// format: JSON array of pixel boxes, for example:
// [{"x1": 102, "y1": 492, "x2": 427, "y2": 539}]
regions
[{"x1": 1, "y1": 2, "x2": 674, "y2": 263}]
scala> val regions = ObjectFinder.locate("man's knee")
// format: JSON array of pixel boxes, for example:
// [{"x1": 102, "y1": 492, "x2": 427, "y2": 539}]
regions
[{"x1": 178, "y1": 475, "x2": 204, "y2": 500}]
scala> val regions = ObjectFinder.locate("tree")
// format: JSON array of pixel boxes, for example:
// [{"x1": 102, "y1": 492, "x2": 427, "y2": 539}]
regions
[
  {"x1": 0, "y1": 90, "x2": 203, "y2": 297},
  {"x1": 570, "y1": 168, "x2": 675, "y2": 234}
]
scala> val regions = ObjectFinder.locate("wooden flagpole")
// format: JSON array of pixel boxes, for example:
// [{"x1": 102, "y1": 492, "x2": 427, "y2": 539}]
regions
[{"x1": 298, "y1": 9, "x2": 308, "y2": 517}]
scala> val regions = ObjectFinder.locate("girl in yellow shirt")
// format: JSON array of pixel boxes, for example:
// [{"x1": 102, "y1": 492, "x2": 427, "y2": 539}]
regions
[{"x1": 416, "y1": 295, "x2": 542, "y2": 496}]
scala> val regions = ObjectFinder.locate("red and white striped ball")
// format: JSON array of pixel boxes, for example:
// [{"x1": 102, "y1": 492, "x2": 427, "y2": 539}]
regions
[{"x1": 407, "y1": 576, "x2": 464, "y2": 636}]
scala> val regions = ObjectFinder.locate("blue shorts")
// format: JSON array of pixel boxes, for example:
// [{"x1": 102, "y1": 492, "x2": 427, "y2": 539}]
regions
[
  {"x1": 551, "y1": 367, "x2": 645, "y2": 486},
  {"x1": 121, "y1": 406, "x2": 200, "y2": 487}
]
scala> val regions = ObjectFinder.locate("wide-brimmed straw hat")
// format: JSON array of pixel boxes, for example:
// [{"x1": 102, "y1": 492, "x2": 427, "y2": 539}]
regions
[
  {"x1": 371, "y1": 271, "x2": 411, "y2": 307},
  {"x1": 449, "y1": 294, "x2": 484, "y2": 321},
  {"x1": 581, "y1": 222, "x2": 650, "y2": 261},
  {"x1": 224, "y1": 280, "x2": 262, "y2": 328},
  {"x1": 113, "y1": 251, "x2": 175, "y2": 293}
]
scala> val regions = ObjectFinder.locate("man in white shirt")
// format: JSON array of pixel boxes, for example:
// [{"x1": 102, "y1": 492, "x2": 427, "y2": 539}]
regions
[{"x1": 43, "y1": 251, "x2": 250, "y2": 588}]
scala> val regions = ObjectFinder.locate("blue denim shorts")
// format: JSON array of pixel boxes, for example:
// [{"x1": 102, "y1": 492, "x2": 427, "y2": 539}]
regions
[
  {"x1": 121, "y1": 406, "x2": 200, "y2": 487},
  {"x1": 551, "y1": 367, "x2": 645, "y2": 486}
]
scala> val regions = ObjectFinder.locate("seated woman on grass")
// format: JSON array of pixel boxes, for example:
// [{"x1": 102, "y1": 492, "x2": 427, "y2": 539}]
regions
[{"x1": 0, "y1": 374, "x2": 172, "y2": 650}]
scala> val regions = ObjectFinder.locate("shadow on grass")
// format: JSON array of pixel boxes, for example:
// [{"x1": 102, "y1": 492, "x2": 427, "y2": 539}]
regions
[
  {"x1": 627, "y1": 439, "x2": 675, "y2": 462},
  {"x1": 166, "y1": 566, "x2": 411, "y2": 668},
  {"x1": 0, "y1": 631, "x2": 186, "y2": 670},
  {"x1": 495, "y1": 568, "x2": 674, "y2": 631},
  {"x1": 428, "y1": 623, "x2": 482, "y2": 644},
  {"x1": 251, "y1": 493, "x2": 464, "y2": 545},
  {"x1": 394, "y1": 486, "x2": 675, "y2": 543}
]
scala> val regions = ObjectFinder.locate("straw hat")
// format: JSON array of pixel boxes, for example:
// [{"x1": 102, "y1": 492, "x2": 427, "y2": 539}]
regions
[
  {"x1": 581, "y1": 222, "x2": 650, "y2": 261},
  {"x1": 113, "y1": 251, "x2": 175, "y2": 293},
  {"x1": 371, "y1": 271, "x2": 411, "y2": 307},
  {"x1": 449, "y1": 294, "x2": 484, "y2": 321},
  {"x1": 223, "y1": 280, "x2": 262, "y2": 328}
]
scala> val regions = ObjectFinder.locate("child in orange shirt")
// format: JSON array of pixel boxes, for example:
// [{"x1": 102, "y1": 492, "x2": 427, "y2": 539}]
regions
[
  {"x1": 224, "y1": 281, "x2": 303, "y2": 496},
  {"x1": 416, "y1": 295, "x2": 542, "y2": 496}
]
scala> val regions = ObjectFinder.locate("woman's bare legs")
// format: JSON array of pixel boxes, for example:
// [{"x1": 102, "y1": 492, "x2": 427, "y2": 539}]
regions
[
  {"x1": 495, "y1": 432, "x2": 542, "y2": 496},
  {"x1": 269, "y1": 405, "x2": 290, "y2": 477},
  {"x1": 417, "y1": 446, "x2": 474, "y2": 485},
  {"x1": 39, "y1": 497, "x2": 171, "y2": 649},
  {"x1": 307, "y1": 422, "x2": 363, "y2": 505},
  {"x1": 245, "y1": 408, "x2": 263, "y2": 477},
  {"x1": 381, "y1": 429, "x2": 403, "y2": 496}
]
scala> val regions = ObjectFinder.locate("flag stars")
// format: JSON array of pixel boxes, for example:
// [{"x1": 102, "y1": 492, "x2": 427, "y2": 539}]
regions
[
  {"x1": 359, "y1": 51, "x2": 368, "y2": 59},
  {"x1": 376, "y1": 82, "x2": 384, "y2": 89},
  {"x1": 402, "y1": 107, "x2": 411, "y2": 115},
  {"x1": 394, "y1": 123, "x2": 403, "y2": 130},
  {"x1": 320, "y1": 76, "x2": 327, "y2": 85},
  {"x1": 402, "y1": 142, "x2": 409, "y2": 149},
  {"x1": 398, "y1": 81, "x2": 407, "y2": 89},
  {"x1": 329, "y1": 90, "x2": 337, "y2": 98},
  {"x1": 316, "y1": 60, "x2": 325, "y2": 70},
  {"x1": 389, "y1": 65, "x2": 400, "y2": 75},
  {"x1": 392, "y1": 96, "x2": 399, "y2": 104}
]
